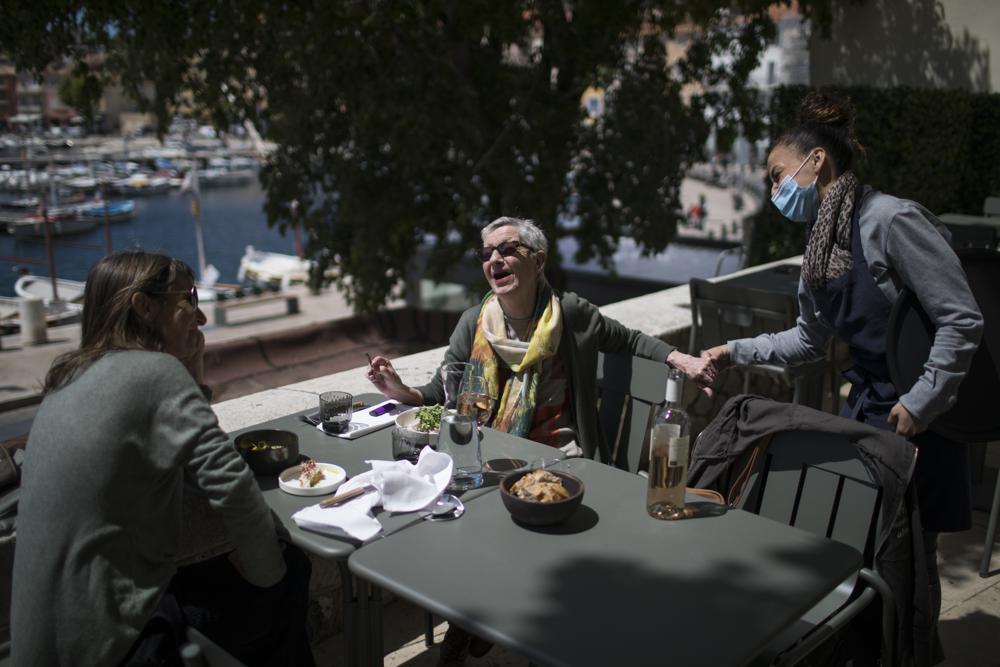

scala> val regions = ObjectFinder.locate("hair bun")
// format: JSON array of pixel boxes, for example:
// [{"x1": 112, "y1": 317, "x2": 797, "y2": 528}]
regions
[{"x1": 798, "y1": 92, "x2": 853, "y2": 129}]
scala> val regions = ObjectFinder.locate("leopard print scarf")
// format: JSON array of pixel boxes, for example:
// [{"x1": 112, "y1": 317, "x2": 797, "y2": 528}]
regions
[{"x1": 802, "y1": 170, "x2": 858, "y2": 290}]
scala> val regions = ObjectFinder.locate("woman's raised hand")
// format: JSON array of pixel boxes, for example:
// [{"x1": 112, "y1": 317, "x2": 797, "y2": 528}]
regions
[{"x1": 366, "y1": 355, "x2": 422, "y2": 405}]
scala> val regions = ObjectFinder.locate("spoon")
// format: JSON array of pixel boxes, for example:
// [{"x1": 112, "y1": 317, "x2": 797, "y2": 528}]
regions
[{"x1": 423, "y1": 494, "x2": 465, "y2": 521}]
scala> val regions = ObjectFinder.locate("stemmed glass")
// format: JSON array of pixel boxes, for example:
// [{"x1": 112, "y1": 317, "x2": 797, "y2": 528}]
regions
[
  {"x1": 457, "y1": 374, "x2": 492, "y2": 427},
  {"x1": 439, "y1": 362, "x2": 472, "y2": 413}
]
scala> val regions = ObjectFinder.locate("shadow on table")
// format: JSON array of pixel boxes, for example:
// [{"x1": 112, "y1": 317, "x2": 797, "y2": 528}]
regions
[{"x1": 456, "y1": 541, "x2": 856, "y2": 666}]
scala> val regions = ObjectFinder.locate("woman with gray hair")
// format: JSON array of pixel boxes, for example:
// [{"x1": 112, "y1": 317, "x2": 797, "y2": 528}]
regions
[{"x1": 369, "y1": 216, "x2": 697, "y2": 459}]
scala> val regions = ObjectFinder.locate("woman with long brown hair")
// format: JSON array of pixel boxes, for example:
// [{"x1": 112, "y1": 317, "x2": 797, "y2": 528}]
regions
[{"x1": 12, "y1": 251, "x2": 313, "y2": 666}]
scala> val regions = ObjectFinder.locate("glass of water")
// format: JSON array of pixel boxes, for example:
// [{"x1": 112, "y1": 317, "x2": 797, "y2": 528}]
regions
[
  {"x1": 319, "y1": 391, "x2": 353, "y2": 434},
  {"x1": 438, "y1": 412, "x2": 483, "y2": 491}
]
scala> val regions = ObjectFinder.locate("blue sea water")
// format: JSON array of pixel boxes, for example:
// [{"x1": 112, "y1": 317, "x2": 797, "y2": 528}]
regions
[
  {"x1": 0, "y1": 182, "x2": 298, "y2": 296},
  {"x1": 0, "y1": 180, "x2": 742, "y2": 298}
]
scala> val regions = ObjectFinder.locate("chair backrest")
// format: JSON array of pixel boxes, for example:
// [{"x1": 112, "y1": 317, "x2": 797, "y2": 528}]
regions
[
  {"x1": 984, "y1": 196, "x2": 1000, "y2": 217},
  {"x1": 735, "y1": 430, "x2": 882, "y2": 561},
  {"x1": 688, "y1": 278, "x2": 798, "y2": 354},
  {"x1": 595, "y1": 352, "x2": 669, "y2": 473}
]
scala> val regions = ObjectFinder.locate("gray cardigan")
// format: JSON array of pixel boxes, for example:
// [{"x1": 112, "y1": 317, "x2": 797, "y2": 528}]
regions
[
  {"x1": 730, "y1": 189, "x2": 983, "y2": 424},
  {"x1": 415, "y1": 291, "x2": 675, "y2": 461},
  {"x1": 11, "y1": 351, "x2": 285, "y2": 666}
]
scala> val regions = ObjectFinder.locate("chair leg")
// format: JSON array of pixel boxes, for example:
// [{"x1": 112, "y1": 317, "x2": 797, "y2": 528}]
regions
[
  {"x1": 791, "y1": 376, "x2": 802, "y2": 405},
  {"x1": 425, "y1": 611, "x2": 435, "y2": 648},
  {"x1": 980, "y1": 463, "x2": 1000, "y2": 577}
]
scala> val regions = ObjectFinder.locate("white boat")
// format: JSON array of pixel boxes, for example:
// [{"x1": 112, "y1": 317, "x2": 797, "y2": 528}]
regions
[
  {"x1": 14, "y1": 275, "x2": 87, "y2": 304},
  {"x1": 238, "y1": 246, "x2": 313, "y2": 287},
  {"x1": 113, "y1": 173, "x2": 172, "y2": 196},
  {"x1": 0, "y1": 296, "x2": 83, "y2": 334}
]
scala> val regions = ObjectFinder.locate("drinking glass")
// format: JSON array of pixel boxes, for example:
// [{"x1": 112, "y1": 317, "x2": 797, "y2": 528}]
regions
[
  {"x1": 319, "y1": 391, "x2": 353, "y2": 434},
  {"x1": 457, "y1": 374, "x2": 492, "y2": 426},
  {"x1": 439, "y1": 362, "x2": 472, "y2": 412},
  {"x1": 438, "y1": 413, "x2": 483, "y2": 490},
  {"x1": 391, "y1": 426, "x2": 424, "y2": 464}
]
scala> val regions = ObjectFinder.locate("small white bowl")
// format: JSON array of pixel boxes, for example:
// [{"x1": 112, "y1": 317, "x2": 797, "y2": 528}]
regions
[
  {"x1": 278, "y1": 462, "x2": 347, "y2": 496},
  {"x1": 394, "y1": 407, "x2": 440, "y2": 446}
]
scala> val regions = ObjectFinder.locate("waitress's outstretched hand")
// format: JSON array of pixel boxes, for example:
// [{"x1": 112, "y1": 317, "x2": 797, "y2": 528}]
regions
[
  {"x1": 888, "y1": 402, "x2": 927, "y2": 437},
  {"x1": 668, "y1": 348, "x2": 727, "y2": 398}
]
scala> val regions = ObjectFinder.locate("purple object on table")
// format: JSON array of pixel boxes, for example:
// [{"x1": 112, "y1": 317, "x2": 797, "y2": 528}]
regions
[{"x1": 369, "y1": 402, "x2": 397, "y2": 417}]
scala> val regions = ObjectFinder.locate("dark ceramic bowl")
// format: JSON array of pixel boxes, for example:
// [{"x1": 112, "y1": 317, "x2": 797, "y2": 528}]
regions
[
  {"x1": 234, "y1": 429, "x2": 300, "y2": 475},
  {"x1": 499, "y1": 469, "x2": 584, "y2": 526}
]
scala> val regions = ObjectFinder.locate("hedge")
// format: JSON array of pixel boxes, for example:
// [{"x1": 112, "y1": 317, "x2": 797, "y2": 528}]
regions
[{"x1": 745, "y1": 85, "x2": 1000, "y2": 267}]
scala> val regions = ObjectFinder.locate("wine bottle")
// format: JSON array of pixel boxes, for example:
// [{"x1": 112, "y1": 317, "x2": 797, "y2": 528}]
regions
[{"x1": 647, "y1": 368, "x2": 690, "y2": 520}]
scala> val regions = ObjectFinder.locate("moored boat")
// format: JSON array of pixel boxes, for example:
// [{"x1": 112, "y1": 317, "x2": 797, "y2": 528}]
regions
[
  {"x1": 4, "y1": 207, "x2": 94, "y2": 238},
  {"x1": 77, "y1": 199, "x2": 137, "y2": 222},
  {"x1": 0, "y1": 296, "x2": 83, "y2": 334},
  {"x1": 238, "y1": 246, "x2": 313, "y2": 287},
  {"x1": 14, "y1": 274, "x2": 87, "y2": 304}
]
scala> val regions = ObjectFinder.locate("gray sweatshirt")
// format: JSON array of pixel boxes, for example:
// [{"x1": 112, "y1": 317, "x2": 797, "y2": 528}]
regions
[
  {"x1": 11, "y1": 351, "x2": 285, "y2": 666},
  {"x1": 729, "y1": 190, "x2": 983, "y2": 424}
]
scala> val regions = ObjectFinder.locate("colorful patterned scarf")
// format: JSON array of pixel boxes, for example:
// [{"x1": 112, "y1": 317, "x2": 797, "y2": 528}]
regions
[
  {"x1": 468, "y1": 285, "x2": 566, "y2": 442},
  {"x1": 802, "y1": 170, "x2": 858, "y2": 290}
]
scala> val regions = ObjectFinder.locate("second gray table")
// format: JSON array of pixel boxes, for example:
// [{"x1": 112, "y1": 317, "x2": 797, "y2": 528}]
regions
[{"x1": 350, "y1": 458, "x2": 861, "y2": 667}]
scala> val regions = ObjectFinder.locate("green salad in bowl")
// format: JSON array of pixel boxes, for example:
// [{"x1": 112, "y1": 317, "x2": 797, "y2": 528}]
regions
[{"x1": 395, "y1": 405, "x2": 443, "y2": 445}]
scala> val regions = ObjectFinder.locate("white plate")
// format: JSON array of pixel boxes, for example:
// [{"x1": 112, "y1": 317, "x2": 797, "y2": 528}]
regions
[{"x1": 278, "y1": 463, "x2": 347, "y2": 496}]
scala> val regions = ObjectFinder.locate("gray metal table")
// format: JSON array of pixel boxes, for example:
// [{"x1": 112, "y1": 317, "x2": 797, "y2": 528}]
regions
[
  {"x1": 349, "y1": 457, "x2": 862, "y2": 667},
  {"x1": 231, "y1": 396, "x2": 560, "y2": 665}
]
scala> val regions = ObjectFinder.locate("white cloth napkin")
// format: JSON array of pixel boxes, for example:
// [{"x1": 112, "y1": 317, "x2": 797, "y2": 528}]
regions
[{"x1": 292, "y1": 447, "x2": 453, "y2": 541}]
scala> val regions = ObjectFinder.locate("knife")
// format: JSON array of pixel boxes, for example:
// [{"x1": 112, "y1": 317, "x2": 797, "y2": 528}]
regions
[{"x1": 319, "y1": 484, "x2": 377, "y2": 508}]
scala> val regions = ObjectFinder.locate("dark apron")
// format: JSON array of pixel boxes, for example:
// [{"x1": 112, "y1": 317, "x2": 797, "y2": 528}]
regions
[{"x1": 809, "y1": 190, "x2": 971, "y2": 533}]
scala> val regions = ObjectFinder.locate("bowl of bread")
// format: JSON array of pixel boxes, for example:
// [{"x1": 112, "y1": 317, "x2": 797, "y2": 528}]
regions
[{"x1": 499, "y1": 467, "x2": 584, "y2": 526}]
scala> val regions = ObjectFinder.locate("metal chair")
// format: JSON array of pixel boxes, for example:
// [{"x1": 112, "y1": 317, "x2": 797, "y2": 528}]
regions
[
  {"x1": 689, "y1": 277, "x2": 830, "y2": 410},
  {"x1": 594, "y1": 351, "x2": 670, "y2": 473},
  {"x1": 734, "y1": 430, "x2": 898, "y2": 667}
]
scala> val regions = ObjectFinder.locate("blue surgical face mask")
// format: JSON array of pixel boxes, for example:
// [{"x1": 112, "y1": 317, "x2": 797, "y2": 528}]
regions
[{"x1": 771, "y1": 152, "x2": 818, "y2": 223}]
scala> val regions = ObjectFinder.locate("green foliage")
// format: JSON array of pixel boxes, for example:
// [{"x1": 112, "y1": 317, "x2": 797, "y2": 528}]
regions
[
  {"x1": 1, "y1": 1, "x2": 825, "y2": 312},
  {"x1": 747, "y1": 84, "x2": 1000, "y2": 266},
  {"x1": 56, "y1": 65, "x2": 103, "y2": 124}
]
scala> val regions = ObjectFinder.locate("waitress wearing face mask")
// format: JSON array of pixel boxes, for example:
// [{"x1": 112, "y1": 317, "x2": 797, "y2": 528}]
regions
[{"x1": 693, "y1": 93, "x2": 982, "y2": 663}]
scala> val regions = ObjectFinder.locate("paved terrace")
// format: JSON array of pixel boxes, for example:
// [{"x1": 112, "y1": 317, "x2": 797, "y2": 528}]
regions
[{"x1": 1, "y1": 257, "x2": 998, "y2": 665}]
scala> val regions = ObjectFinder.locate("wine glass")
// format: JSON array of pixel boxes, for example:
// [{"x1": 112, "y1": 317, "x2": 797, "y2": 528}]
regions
[
  {"x1": 457, "y1": 374, "x2": 492, "y2": 426},
  {"x1": 439, "y1": 362, "x2": 472, "y2": 412}
]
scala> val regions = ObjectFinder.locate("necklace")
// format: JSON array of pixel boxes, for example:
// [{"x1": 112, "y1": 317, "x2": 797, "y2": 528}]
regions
[{"x1": 503, "y1": 311, "x2": 534, "y2": 322}]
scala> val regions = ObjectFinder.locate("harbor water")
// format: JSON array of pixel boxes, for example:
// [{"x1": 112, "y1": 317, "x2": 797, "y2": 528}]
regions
[
  {"x1": 0, "y1": 180, "x2": 742, "y2": 299},
  {"x1": 0, "y1": 182, "x2": 296, "y2": 296}
]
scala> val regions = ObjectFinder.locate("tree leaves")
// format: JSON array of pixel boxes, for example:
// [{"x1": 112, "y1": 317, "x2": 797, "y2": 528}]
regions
[{"x1": 1, "y1": 0, "x2": 815, "y2": 311}]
